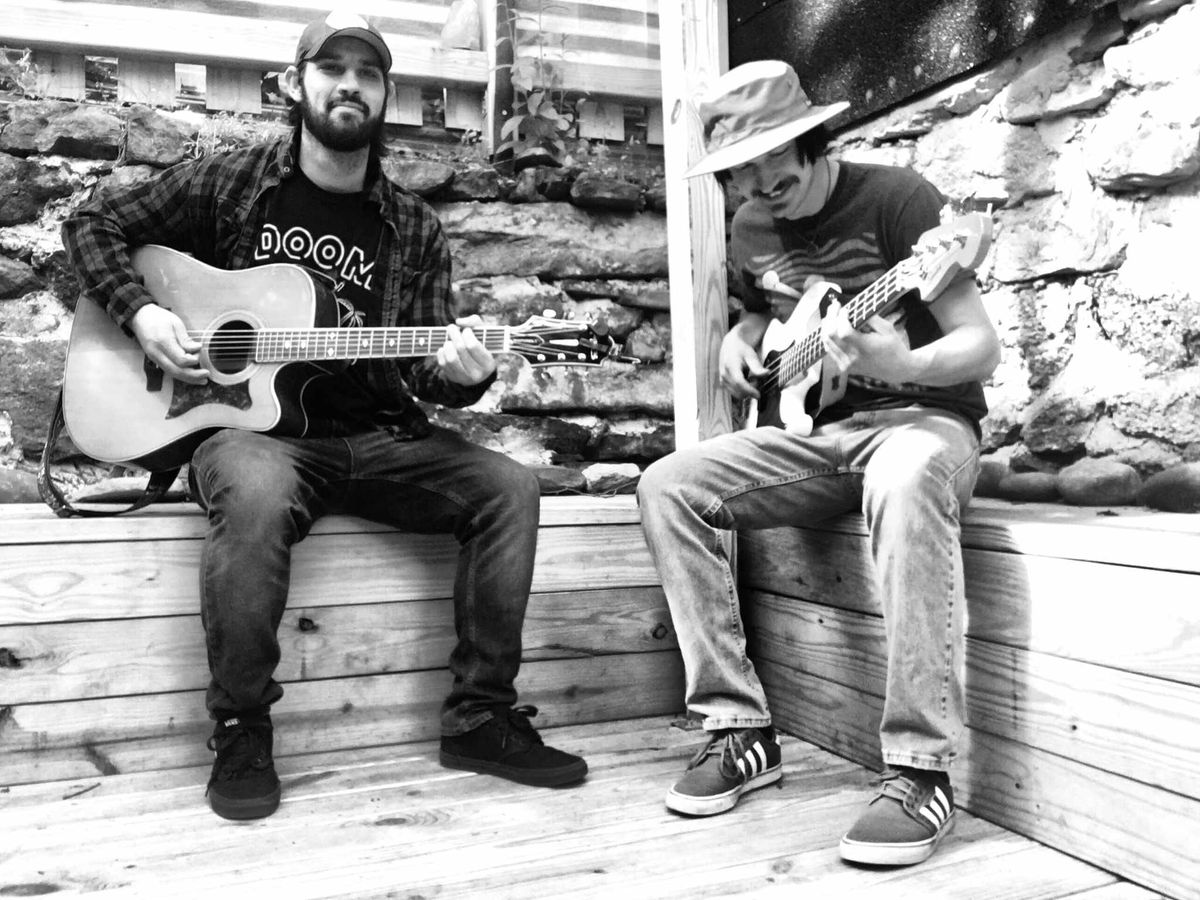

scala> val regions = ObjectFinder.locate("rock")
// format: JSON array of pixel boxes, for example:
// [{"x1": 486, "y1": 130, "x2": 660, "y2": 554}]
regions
[
  {"x1": 436, "y1": 201, "x2": 668, "y2": 280},
  {"x1": 441, "y1": 166, "x2": 507, "y2": 201},
  {"x1": 0, "y1": 466, "x2": 41, "y2": 503},
  {"x1": 499, "y1": 359, "x2": 673, "y2": 416},
  {"x1": 624, "y1": 315, "x2": 671, "y2": 364},
  {"x1": 995, "y1": 471, "x2": 1061, "y2": 502},
  {"x1": 527, "y1": 464, "x2": 587, "y2": 494},
  {"x1": 36, "y1": 105, "x2": 123, "y2": 159},
  {"x1": 0, "y1": 153, "x2": 74, "y2": 226},
  {"x1": 1084, "y1": 80, "x2": 1200, "y2": 192},
  {"x1": 381, "y1": 157, "x2": 456, "y2": 197},
  {"x1": 1136, "y1": 462, "x2": 1200, "y2": 512},
  {"x1": 581, "y1": 462, "x2": 640, "y2": 494},
  {"x1": 0, "y1": 255, "x2": 40, "y2": 299},
  {"x1": 0, "y1": 100, "x2": 76, "y2": 156},
  {"x1": 569, "y1": 173, "x2": 643, "y2": 212},
  {"x1": 589, "y1": 416, "x2": 675, "y2": 462},
  {"x1": 424, "y1": 405, "x2": 591, "y2": 464},
  {"x1": 123, "y1": 106, "x2": 193, "y2": 168},
  {"x1": 973, "y1": 457, "x2": 1010, "y2": 498},
  {"x1": 1056, "y1": 457, "x2": 1142, "y2": 505}
]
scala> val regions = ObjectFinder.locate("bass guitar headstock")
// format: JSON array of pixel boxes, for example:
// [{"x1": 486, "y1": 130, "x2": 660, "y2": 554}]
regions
[
  {"x1": 907, "y1": 211, "x2": 994, "y2": 303},
  {"x1": 508, "y1": 314, "x2": 641, "y2": 367}
]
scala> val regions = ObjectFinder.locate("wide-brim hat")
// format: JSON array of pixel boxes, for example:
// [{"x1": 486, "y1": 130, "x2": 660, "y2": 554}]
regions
[
  {"x1": 684, "y1": 60, "x2": 849, "y2": 178},
  {"x1": 295, "y1": 11, "x2": 393, "y2": 73}
]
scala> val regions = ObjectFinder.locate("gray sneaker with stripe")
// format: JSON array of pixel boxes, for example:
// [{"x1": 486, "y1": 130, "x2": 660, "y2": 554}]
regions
[
  {"x1": 666, "y1": 726, "x2": 783, "y2": 816},
  {"x1": 839, "y1": 767, "x2": 955, "y2": 865}
]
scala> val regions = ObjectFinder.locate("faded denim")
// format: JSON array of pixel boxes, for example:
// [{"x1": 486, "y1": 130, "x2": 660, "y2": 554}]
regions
[
  {"x1": 190, "y1": 425, "x2": 539, "y2": 735},
  {"x1": 637, "y1": 407, "x2": 980, "y2": 771}
]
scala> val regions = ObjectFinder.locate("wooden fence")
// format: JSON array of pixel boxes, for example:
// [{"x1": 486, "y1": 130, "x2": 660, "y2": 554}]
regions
[{"x1": 0, "y1": 0, "x2": 662, "y2": 147}]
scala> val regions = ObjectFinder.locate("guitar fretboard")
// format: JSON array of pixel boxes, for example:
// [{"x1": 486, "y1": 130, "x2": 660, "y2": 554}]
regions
[
  {"x1": 250, "y1": 327, "x2": 514, "y2": 363},
  {"x1": 772, "y1": 258, "x2": 919, "y2": 386}
]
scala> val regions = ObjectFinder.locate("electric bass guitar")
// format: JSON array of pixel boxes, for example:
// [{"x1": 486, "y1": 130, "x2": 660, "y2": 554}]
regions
[
  {"x1": 748, "y1": 212, "x2": 993, "y2": 434},
  {"x1": 62, "y1": 245, "x2": 636, "y2": 471}
]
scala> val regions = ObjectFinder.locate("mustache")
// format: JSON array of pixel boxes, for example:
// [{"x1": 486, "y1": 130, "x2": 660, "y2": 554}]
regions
[{"x1": 755, "y1": 175, "x2": 799, "y2": 197}]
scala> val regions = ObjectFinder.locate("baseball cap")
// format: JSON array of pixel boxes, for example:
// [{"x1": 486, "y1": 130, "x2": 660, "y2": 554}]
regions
[{"x1": 294, "y1": 11, "x2": 393, "y2": 73}]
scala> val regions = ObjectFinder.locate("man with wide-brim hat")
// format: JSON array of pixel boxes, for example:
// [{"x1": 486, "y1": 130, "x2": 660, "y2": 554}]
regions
[{"x1": 637, "y1": 59, "x2": 1001, "y2": 867}]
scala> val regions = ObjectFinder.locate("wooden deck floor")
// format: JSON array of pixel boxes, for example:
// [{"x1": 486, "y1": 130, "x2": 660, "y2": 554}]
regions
[{"x1": 0, "y1": 716, "x2": 1161, "y2": 900}]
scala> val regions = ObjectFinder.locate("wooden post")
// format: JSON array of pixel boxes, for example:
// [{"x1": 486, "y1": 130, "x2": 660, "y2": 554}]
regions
[
  {"x1": 485, "y1": 0, "x2": 514, "y2": 165},
  {"x1": 658, "y1": 0, "x2": 731, "y2": 449}
]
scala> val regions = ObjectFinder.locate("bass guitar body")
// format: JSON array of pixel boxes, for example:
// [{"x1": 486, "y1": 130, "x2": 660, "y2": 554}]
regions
[{"x1": 749, "y1": 281, "x2": 846, "y2": 435}]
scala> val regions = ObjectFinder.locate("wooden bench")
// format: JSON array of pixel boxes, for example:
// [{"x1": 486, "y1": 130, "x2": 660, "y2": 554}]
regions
[
  {"x1": 0, "y1": 494, "x2": 1188, "y2": 897},
  {"x1": 0, "y1": 496, "x2": 682, "y2": 786},
  {"x1": 739, "y1": 497, "x2": 1200, "y2": 900}
]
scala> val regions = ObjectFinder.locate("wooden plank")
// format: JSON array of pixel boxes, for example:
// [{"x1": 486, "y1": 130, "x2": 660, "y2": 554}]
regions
[
  {"x1": 738, "y1": 528, "x2": 1200, "y2": 683},
  {"x1": 1, "y1": 0, "x2": 490, "y2": 88},
  {"x1": 384, "y1": 81, "x2": 424, "y2": 125},
  {"x1": 745, "y1": 590, "x2": 1200, "y2": 800},
  {"x1": 0, "y1": 718, "x2": 1120, "y2": 900},
  {"x1": 755, "y1": 660, "x2": 1200, "y2": 900},
  {"x1": 0, "y1": 495, "x2": 643, "y2": 543},
  {"x1": 444, "y1": 87, "x2": 484, "y2": 131},
  {"x1": 578, "y1": 99, "x2": 625, "y2": 141},
  {"x1": 0, "y1": 651, "x2": 685, "y2": 784},
  {"x1": 658, "y1": 0, "x2": 732, "y2": 448},
  {"x1": 1, "y1": 586, "x2": 674, "y2": 702},
  {"x1": 0, "y1": 522, "x2": 658, "y2": 624},
  {"x1": 116, "y1": 56, "x2": 175, "y2": 106},
  {"x1": 31, "y1": 50, "x2": 85, "y2": 100},
  {"x1": 205, "y1": 66, "x2": 262, "y2": 114}
]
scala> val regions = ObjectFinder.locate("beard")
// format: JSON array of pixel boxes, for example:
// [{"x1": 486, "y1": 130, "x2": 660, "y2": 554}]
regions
[{"x1": 298, "y1": 87, "x2": 385, "y2": 153}]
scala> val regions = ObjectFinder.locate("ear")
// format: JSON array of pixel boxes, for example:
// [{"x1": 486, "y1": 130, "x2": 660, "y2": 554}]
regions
[{"x1": 282, "y1": 65, "x2": 304, "y2": 103}]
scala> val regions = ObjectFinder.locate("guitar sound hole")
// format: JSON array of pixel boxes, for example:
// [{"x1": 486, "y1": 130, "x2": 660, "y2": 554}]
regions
[{"x1": 208, "y1": 320, "x2": 255, "y2": 376}]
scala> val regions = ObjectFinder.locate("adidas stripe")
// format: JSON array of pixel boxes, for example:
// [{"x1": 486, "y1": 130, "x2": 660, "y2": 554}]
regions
[
  {"x1": 734, "y1": 741, "x2": 769, "y2": 779},
  {"x1": 917, "y1": 785, "x2": 952, "y2": 830}
]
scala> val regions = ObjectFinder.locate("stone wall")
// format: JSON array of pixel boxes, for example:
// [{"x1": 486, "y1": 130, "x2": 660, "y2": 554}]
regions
[
  {"x1": 3, "y1": 0, "x2": 1200, "y2": 508},
  {"x1": 0, "y1": 105, "x2": 672, "y2": 501}
]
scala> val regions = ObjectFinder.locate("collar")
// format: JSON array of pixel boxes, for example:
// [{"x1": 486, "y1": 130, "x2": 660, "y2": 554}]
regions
[{"x1": 273, "y1": 128, "x2": 392, "y2": 212}]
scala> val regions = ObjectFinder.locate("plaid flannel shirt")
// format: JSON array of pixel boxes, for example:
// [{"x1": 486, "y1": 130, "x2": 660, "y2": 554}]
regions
[{"x1": 60, "y1": 131, "x2": 492, "y2": 440}]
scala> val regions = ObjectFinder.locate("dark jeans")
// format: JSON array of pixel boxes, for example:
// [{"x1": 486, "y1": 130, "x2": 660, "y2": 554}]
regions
[{"x1": 189, "y1": 425, "x2": 540, "y2": 735}]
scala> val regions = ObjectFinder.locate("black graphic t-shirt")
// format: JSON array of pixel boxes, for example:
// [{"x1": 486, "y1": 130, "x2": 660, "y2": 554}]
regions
[{"x1": 255, "y1": 169, "x2": 384, "y2": 436}]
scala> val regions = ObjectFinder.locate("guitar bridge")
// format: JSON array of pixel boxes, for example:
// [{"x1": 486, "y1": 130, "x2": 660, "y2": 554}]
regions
[{"x1": 143, "y1": 356, "x2": 164, "y2": 393}]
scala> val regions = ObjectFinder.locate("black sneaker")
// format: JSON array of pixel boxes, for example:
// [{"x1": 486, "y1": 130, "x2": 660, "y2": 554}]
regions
[
  {"x1": 839, "y1": 767, "x2": 955, "y2": 865},
  {"x1": 666, "y1": 726, "x2": 782, "y2": 816},
  {"x1": 205, "y1": 710, "x2": 281, "y2": 820},
  {"x1": 439, "y1": 704, "x2": 588, "y2": 787}
]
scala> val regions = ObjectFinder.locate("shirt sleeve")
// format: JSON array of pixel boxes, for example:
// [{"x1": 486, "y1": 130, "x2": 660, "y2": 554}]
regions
[
  {"x1": 396, "y1": 211, "x2": 497, "y2": 408},
  {"x1": 60, "y1": 158, "x2": 209, "y2": 331}
]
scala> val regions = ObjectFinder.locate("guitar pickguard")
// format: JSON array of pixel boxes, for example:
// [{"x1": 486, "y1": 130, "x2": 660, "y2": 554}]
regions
[{"x1": 166, "y1": 379, "x2": 253, "y2": 419}]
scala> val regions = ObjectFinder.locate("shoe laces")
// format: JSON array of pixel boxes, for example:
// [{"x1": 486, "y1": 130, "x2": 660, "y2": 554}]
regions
[
  {"x1": 206, "y1": 716, "x2": 272, "y2": 784},
  {"x1": 492, "y1": 704, "x2": 545, "y2": 751},
  {"x1": 873, "y1": 767, "x2": 947, "y2": 810},
  {"x1": 688, "y1": 729, "x2": 758, "y2": 779}
]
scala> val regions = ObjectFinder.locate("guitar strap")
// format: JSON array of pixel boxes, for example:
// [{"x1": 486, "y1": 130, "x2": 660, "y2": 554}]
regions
[{"x1": 38, "y1": 389, "x2": 181, "y2": 518}]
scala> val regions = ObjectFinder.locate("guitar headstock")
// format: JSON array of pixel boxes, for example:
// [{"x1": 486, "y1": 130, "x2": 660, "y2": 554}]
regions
[
  {"x1": 908, "y1": 212, "x2": 994, "y2": 302},
  {"x1": 508, "y1": 315, "x2": 641, "y2": 367}
]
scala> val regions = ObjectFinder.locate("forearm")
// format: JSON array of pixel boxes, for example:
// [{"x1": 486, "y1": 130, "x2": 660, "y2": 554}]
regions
[{"x1": 902, "y1": 323, "x2": 1001, "y2": 386}]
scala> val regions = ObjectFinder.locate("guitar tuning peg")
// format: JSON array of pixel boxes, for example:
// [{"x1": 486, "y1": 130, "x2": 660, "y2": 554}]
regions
[{"x1": 542, "y1": 308, "x2": 558, "y2": 318}]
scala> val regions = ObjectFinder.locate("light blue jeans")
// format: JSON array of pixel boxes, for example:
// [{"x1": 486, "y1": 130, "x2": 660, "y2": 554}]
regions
[{"x1": 636, "y1": 406, "x2": 980, "y2": 771}]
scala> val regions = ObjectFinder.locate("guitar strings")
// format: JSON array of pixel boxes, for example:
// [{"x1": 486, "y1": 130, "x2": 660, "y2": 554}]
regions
[{"x1": 754, "y1": 263, "x2": 911, "y2": 393}]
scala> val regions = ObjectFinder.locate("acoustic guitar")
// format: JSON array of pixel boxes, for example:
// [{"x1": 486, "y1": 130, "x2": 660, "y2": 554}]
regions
[
  {"x1": 748, "y1": 212, "x2": 993, "y2": 434},
  {"x1": 63, "y1": 245, "x2": 636, "y2": 471}
]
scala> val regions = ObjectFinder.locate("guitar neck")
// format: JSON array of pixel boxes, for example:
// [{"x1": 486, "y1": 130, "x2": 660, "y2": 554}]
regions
[
  {"x1": 252, "y1": 326, "x2": 513, "y2": 363},
  {"x1": 776, "y1": 259, "x2": 918, "y2": 385}
]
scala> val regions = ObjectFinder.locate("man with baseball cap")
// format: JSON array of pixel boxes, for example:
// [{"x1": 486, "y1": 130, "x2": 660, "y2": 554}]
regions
[
  {"x1": 637, "y1": 60, "x2": 999, "y2": 865},
  {"x1": 61, "y1": 11, "x2": 588, "y2": 821}
]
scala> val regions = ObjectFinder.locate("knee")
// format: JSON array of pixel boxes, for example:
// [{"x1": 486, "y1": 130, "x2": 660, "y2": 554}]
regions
[{"x1": 637, "y1": 454, "x2": 683, "y2": 505}]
